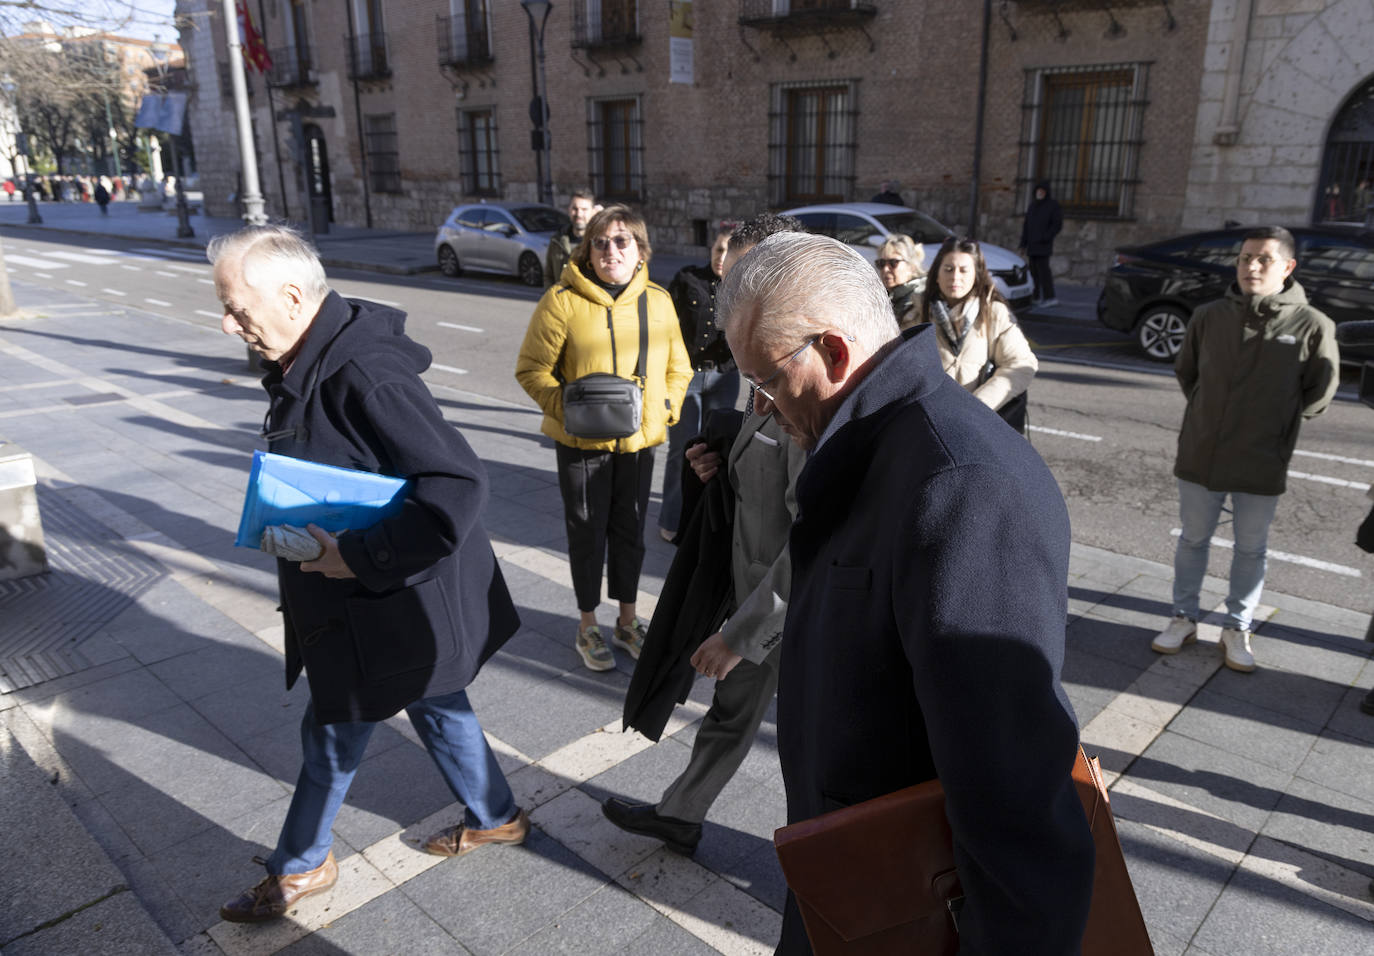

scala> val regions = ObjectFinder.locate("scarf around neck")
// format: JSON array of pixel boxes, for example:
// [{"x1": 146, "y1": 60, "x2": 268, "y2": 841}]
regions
[{"x1": 931, "y1": 296, "x2": 979, "y2": 354}]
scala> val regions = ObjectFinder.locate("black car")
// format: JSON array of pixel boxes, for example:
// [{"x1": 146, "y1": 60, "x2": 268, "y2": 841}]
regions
[{"x1": 1097, "y1": 226, "x2": 1374, "y2": 362}]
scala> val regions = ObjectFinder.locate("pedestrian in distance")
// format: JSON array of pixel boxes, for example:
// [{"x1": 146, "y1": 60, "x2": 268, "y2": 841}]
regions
[
  {"x1": 870, "y1": 179, "x2": 904, "y2": 205},
  {"x1": 874, "y1": 232, "x2": 926, "y2": 329},
  {"x1": 209, "y1": 225, "x2": 528, "y2": 923},
  {"x1": 1020, "y1": 180, "x2": 1062, "y2": 306},
  {"x1": 918, "y1": 235, "x2": 1037, "y2": 430},
  {"x1": 656, "y1": 220, "x2": 740, "y2": 542},
  {"x1": 515, "y1": 205, "x2": 692, "y2": 671},
  {"x1": 93, "y1": 180, "x2": 110, "y2": 215},
  {"x1": 606, "y1": 212, "x2": 808, "y2": 856},
  {"x1": 544, "y1": 187, "x2": 596, "y2": 287},
  {"x1": 1152, "y1": 225, "x2": 1339, "y2": 672},
  {"x1": 717, "y1": 232, "x2": 1095, "y2": 954}
]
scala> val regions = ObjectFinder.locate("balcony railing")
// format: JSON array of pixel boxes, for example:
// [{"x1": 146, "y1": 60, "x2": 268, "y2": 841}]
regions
[
  {"x1": 266, "y1": 45, "x2": 316, "y2": 88},
  {"x1": 572, "y1": 1, "x2": 641, "y2": 49},
  {"x1": 347, "y1": 32, "x2": 390, "y2": 80},
  {"x1": 739, "y1": 0, "x2": 877, "y2": 26},
  {"x1": 436, "y1": 15, "x2": 494, "y2": 68}
]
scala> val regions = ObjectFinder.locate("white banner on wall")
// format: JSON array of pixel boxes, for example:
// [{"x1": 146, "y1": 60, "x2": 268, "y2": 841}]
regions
[{"x1": 669, "y1": 1, "x2": 694, "y2": 85}]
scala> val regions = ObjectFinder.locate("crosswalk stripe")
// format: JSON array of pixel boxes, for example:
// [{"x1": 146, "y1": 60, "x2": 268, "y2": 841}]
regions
[
  {"x1": 6, "y1": 254, "x2": 70, "y2": 269},
  {"x1": 131, "y1": 246, "x2": 206, "y2": 261},
  {"x1": 48, "y1": 251, "x2": 123, "y2": 265}
]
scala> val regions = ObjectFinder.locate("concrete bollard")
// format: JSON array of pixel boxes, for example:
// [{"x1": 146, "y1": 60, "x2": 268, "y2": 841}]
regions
[{"x1": 0, "y1": 442, "x2": 49, "y2": 581}]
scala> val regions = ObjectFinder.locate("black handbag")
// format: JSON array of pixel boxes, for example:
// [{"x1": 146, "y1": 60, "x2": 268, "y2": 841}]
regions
[
  {"x1": 562, "y1": 292, "x2": 649, "y2": 440},
  {"x1": 978, "y1": 327, "x2": 1030, "y2": 436}
]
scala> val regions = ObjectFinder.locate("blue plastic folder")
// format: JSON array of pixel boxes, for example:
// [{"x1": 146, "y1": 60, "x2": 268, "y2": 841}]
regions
[{"x1": 234, "y1": 450, "x2": 411, "y2": 549}]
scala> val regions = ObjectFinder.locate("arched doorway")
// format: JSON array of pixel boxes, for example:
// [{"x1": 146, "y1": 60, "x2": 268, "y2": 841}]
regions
[
  {"x1": 304, "y1": 124, "x2": 333, "y2": 224},
  {"x1": 1316, "y1": 76, "x2": 1374, "y2": 225}
]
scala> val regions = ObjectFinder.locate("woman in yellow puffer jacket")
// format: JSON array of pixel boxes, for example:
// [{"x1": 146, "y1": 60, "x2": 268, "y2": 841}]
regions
[{"x1": 515, "y1": 205, "x2": 692, "y2": 673}]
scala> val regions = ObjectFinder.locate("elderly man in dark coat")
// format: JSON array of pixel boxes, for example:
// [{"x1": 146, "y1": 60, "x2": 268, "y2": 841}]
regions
[
  {"x1": 718, "y1": 233, "x2": 1094, "y2": 955},
  {"x1": 209, "y1": 225, "x2": 526, "y2": 923}
]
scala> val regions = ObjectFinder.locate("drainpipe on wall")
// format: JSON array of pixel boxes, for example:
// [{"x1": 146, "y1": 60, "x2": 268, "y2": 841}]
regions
[
  {"x1": 255, "y1": 0, "x2": 291, "y2": 220},
  {"x1": 967, "y1": 0, "x2": 992, "y2": 238},
  {"x1": 344, "y1": 0, "x2": 373, "y2": 227},
  {"x1": 1213, "y1": 0, "x2": 1254, "y2": 146}
]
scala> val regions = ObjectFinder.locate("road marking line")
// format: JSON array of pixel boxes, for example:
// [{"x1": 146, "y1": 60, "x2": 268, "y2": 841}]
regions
[
  {"x1": 101, "y1": 288, "x2": 127, "y2": 297},
  {"x1": 35, "y1": 273, "x2": 52, "y2": 279},
  {"x1": 120, "y1": 265, "x2": 142, "y2": 271},
  {"x1": 48, "y1": 251, "x2": 123, "y2": 265},
  {"x1": 1028, "y1": 424, "x2": 1102, "y2": 442},
  {"x1": 340, "y1": 293, "x2": 403, "y2": 307},
  {"x1": 1288, "y1": 470, "x2": 1371, "y2": 492},
  {"x1": 131, "y1": 246, "x2": 206, "y2": 261},
  {"x1": 198, "y1": 278, "x2": 215, "y2": 285},
  {"x1": 430, "y1": 363, "x2": 468, "y2": 375},
  {"x1": 155, "y1": 270, "x2": 178, "y2": 278},
  {"x1": 7, "y1": 254, "x2": 70, "y2": 269},
  {"x1": 1032, "y1": 341, "x2": 1126, "y2": 350},
  {"x1": 64, "y1": 279, "x2": 87, "y2": 287},
  {"x1": 194, "y1": 309, "x2": 221, "y2": 319},
  {"x1": 1293, "y1": 449, "x2": 1374, "y2": 469},
  {"x1": 145, "y1": 298, "x2": 172, "y2": 307},
  {"x1": 167, "y1": 264, "x2": 207, "y2": 274},
  {"x1": 438, "y1": 321, "x2": 485, "y2": 333},
  {"x1": 1170, "y1": 529, "x2": 1361, "y2": 578}
]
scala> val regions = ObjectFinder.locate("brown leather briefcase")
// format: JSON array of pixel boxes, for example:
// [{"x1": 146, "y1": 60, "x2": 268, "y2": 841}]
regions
[{"x1": 773, "y1": 747, "x2": 1153, "y2": 955}]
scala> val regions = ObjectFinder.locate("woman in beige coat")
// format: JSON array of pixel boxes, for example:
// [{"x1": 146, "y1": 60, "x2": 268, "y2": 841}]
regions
[
  {"x1": 515, "y1": 205, "x2": 692, "y2": 671},
  {"x1": 918, "y1": 236, "x2": 1036, "y2": 426}
]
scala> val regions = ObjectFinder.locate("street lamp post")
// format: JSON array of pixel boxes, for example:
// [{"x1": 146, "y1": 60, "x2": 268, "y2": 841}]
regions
[
  {"x1": 521, "y1": 0, "x2": 553, "y2": 206},
  {"x1": 102, "y1": 92, "x2": 122, "y2": 181},
  {"x1": 150, "y1": 42, "x2": 196, "y2": 238},
  {"x1": 218, "y1": 0, "x2": 268, "y2": 224}
]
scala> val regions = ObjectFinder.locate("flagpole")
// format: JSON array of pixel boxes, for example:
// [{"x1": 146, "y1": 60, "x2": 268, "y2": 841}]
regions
[{"x1": 224, "y1": 0, "x2": 267, "y2": 225}]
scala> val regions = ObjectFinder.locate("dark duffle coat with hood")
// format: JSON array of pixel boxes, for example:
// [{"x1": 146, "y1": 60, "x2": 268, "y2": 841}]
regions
[
  {"x1": 776, "y1": 325, "x2": 1094, "y2": 955},
  {"x1": 260, "y1": 291, "x2": 519, "y2": 725}
]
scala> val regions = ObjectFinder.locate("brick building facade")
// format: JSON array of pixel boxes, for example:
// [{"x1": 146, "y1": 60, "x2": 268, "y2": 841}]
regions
[{"x1": 176, "y1": 0, "x2": 1371, "y2": 279}]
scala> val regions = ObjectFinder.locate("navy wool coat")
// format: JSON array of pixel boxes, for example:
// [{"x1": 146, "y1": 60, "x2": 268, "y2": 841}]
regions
[
  {"x1": 777, "y1": 326, "x2": 1094, "y2": 955},
  {"x1": 260, "y1": 292, "x2": 519, "y2": 724}
]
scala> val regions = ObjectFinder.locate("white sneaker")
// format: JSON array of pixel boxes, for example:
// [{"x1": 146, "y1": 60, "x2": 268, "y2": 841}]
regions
[
  {"x1": 1151, "y1": 615, "x2": 1197, "y2": 654},
  {"x1": 1040, "y1": 297, "x2": 1059, "y2": 307},
  {"x1": 1220, "y1": 627, "x2": 1255, "y2": 672}
]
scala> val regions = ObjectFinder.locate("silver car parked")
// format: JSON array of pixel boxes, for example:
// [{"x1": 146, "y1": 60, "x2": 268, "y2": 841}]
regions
[{"x1": 434, "y1": 201, "x2": 570, "y2": 287}]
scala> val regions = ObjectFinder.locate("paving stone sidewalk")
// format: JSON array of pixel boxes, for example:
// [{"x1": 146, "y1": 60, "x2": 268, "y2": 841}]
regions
[{"x1": 1, "y1": 284, "x2": 1373, "y2": 955}]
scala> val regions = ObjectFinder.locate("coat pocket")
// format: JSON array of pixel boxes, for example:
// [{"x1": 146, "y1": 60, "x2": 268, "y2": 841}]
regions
[{"x1": 345, "y1": 577, "x2": 458, "y2": 682}]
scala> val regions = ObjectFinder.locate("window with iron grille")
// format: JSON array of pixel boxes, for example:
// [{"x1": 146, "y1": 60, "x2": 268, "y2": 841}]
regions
[
  {"x1": 457, "y1": 108, "x2": 500, "y2": 196},
  {"x1": 1017, "y1": 63, "x2": 1149, "y2": 218},
  {"x1": 768, "y1": 80, "x2": 858, "y2": 206},
  {"x1": 363, "y1": 113, "x2": 401, "y2": 194},
  {"x1": 1316, "y1": 77, "x2": 1374, "y2": 224},
  {"x1": 587, "y1": 97, "x2": 643, "y2": 200},
  {"x1": 574, "y1": 0, "x2": 640, "y2": 48}
]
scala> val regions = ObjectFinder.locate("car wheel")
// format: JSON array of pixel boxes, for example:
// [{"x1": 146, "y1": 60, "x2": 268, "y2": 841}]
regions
[
  {"x1": 438, "y1": 244, "x2": 461, "y2": 277},
  {"x1": 518, "y1": 252, "x2": 543, "y2": 287},
  {"x1": 1135, "y1": 305, "x2": 1189, "y2": 362}
]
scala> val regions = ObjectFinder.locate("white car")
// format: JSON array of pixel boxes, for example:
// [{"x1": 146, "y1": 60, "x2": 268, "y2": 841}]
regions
[{"x1": 783, "y1": 203, "x2": 1034, "y2": 310}]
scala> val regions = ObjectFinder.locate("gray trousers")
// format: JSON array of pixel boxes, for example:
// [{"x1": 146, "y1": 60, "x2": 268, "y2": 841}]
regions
[{"x1": 655, "y1": 644, "x2": 781, "y2": 823}]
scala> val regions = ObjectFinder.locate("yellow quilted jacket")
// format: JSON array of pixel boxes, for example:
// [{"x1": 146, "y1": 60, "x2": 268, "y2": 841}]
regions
[{"x1": 515, "y1": 260, "x2": 692, "y2": 452}]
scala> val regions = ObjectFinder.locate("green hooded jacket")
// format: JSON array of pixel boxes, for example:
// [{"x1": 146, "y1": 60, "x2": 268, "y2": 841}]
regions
[{"x1": 1173, "y1": 279, "x2": 1339, "y2": 496}]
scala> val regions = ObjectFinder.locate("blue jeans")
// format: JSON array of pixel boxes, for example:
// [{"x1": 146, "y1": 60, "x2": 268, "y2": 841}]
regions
[
  {"x1": 1171, "y1": 478, "x2": 1279, "y2": 632},
  {"x1": 658, "y1": 365, "x2": 740, "y2": 534},
  {"x1": 267, "y1": 689, "x2": 516, "y2": 875}
]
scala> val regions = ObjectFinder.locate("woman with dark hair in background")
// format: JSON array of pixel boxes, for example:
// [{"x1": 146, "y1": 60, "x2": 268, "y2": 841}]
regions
[
  {"x1": 1020, "y1": 180, "x2": 1063, "y2": 307},
  {"x1": 657, "y1": 221, "x2": 739, "y2": 542},
  {"x1": 919, "y1": 236, "x2": 1037, "y2": 429},
  {"x1": 516, "y1": 205, "x2": 692, "y2": 672}
]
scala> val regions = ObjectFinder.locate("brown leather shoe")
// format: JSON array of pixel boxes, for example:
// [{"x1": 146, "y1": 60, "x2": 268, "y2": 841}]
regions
[
  {"x1": 422, "y1": 808, "x2": 529, "y2": 858},
  {"x1": 219, "y1": 851, "x2": 338, "y2": 923}
]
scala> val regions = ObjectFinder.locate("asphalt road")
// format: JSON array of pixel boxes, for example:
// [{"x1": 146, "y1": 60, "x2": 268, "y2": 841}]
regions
[{"x1": 6, "y1": 228, "x2": 1373, "y2": 618}]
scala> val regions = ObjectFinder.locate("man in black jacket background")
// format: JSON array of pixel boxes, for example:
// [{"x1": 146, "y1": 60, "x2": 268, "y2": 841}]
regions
[
  {"x1": 1020, "y1": 180, "x2": 1063, "y2": 307},
  {"x1": 209, "y1": 225, "x2": 527, "y2": 923}
]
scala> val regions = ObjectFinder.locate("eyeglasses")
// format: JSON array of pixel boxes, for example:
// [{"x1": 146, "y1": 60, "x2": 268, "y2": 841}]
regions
[
  {"x1": 875, "y1": 258, "x2": 906, "y2": 269},
  {"x1": 744, "y1": 336, "x2": 819, "y2": 409},
  {"x1": 592, "y1": 234, "x2": 634, "y2": 252},
  {"x1": 1237, "y1": 253, "x2": 1280, "y2": 269}
]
